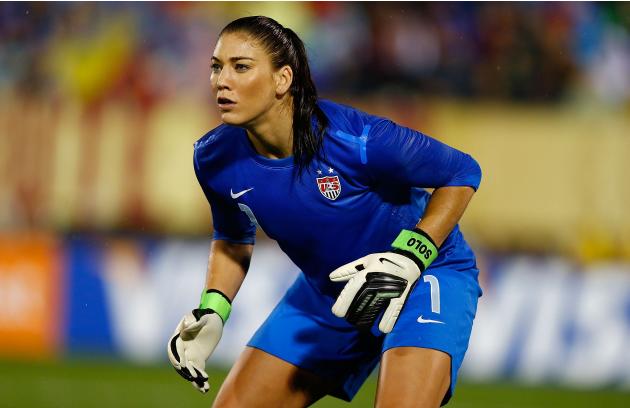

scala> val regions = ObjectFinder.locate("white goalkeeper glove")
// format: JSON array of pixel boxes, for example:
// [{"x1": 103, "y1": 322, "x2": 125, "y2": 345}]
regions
[
  {"x1": 329, "y1": 228, "x2": 438, "y2": 333},
  {"x1": 167, "y1": 290, "x2": 231, "y2": 393}
]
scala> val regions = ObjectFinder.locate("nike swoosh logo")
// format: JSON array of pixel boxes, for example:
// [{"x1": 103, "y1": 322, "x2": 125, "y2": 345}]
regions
[
  {"x1": 379, "y1": 257, "x2": 402, "y2": 268},
  {"x1": 417, "y1": 315, "x2": 445, "y2": 324},
  {"x1": 230, "y1": 187, "x2": 254, "y2": 199}
]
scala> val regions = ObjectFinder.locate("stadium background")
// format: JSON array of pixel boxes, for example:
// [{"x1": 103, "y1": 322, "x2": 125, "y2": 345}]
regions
[{"x1": 1, "y1": 2, "x2": 630, "y2": 407}]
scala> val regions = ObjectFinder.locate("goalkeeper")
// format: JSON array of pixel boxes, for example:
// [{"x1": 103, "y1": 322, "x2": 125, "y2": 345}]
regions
[{"x1": 168, "y1": 16, "x2": 482, "y2": 408}]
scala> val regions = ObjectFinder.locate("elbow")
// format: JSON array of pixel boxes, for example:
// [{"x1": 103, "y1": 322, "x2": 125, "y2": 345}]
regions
[
  {"x1": 213, "y1": 239, "x2": 254, "y2": 270},
  {"x1": 447, "y1": 154, "x2": 481, "y2": 191},
  {"x1": 468, "y1": 154, "x2": 482, "y2": 191}
]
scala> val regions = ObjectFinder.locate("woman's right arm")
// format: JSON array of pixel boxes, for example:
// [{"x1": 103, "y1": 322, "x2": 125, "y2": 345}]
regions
[
  {"x1": 168, "y1": 142, "x2": 256, "y2": 392},
  {"x1": 193, "y1": 147, "x2": 256, "y2": 300},
  {"x1": 204, "y1": 240, "x2": 254, "y2": 301},
  {"x1": 167, "y1": 239, "x2": 252, "y2": 393}
]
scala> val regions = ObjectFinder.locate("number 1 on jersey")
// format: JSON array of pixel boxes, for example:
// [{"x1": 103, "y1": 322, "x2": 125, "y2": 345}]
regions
[
  {"x1": 238, "y1": 203, "x2": 259, "y2": 226},
  {"x1": 423, "y1": 275, "x2": 441, "y2": 314}
]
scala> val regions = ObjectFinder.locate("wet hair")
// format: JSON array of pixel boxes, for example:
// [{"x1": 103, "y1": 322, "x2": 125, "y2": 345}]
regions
[{"x1": 220, "y1": 16, "x2": 328, "y2": 175}]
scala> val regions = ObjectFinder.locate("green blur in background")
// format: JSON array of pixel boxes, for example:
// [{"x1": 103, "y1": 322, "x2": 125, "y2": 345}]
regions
[{"x1": 0, "y1": 360, "x2": 628, "y2": 408}]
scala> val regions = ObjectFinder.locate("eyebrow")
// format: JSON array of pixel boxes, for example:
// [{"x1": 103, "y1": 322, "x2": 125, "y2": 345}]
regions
[{"x1": 211, "y1": 56, "x2": 255, "y2": 63}]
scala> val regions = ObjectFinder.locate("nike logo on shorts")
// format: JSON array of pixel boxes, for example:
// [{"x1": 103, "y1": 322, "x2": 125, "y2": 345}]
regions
[
  {"x1": 416, "y1": 315, "x2": 445, "y2": 324},
  {"x1": 230, "y1": 187, "x2": 254, "y2": 199}
]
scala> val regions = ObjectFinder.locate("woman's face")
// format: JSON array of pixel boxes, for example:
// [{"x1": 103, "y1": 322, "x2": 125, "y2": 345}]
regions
[{"x1": 210, "y1": 32, "x2": 280, "y2": 126}]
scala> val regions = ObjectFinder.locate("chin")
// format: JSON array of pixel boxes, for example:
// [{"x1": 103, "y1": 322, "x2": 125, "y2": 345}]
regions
[
  {"x1": 220, "y1": 112, "x2": 244, "y2": 126},
  {"x1": 221, "y1": 111, "x2": 258, "y2": 128}
]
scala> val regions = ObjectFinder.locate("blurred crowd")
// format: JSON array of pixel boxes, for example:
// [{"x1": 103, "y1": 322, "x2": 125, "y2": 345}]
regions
[
  {"x1": 1, "y1": 1, "x2": 630, "y2": 105},
  {"x1": 1, "y1": 2, "x2": 630, "y2": 259}
]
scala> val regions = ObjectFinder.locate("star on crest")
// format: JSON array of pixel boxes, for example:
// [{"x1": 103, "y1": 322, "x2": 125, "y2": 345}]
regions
[
  {"x1": 316, "y1": 169, "x2": 323, "y2": 175},
  {"x1": 328, "y1": 167, "x2": 335, "y2": 174}
]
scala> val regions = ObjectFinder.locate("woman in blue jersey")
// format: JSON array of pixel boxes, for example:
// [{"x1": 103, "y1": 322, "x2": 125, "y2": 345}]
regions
[{"x1": 167, "y1": 16, "x2": 482, "y2": 408}]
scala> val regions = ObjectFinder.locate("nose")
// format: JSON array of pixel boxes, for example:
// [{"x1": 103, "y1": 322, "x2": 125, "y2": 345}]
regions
[{"x1": 215, "y1": 68, "x2": 231, "y2": 91}]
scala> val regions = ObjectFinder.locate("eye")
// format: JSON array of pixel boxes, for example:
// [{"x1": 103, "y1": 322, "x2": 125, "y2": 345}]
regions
[
  {"x1": 210, "y1": 63, "x2": 221, "y2": 73},
  {"x1": 235, "y1": 63, "x2": 250, "y2": 72}
]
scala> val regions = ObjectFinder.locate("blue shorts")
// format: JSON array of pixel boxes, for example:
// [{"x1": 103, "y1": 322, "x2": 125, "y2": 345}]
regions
[{"x1": 248, "y1": 256, "x2": 482, "y2": 405}]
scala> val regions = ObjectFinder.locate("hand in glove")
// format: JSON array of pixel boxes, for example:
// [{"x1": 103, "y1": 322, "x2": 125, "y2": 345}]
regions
[
  {"x1": 330, "y1": 228, "x2": 438, "y2": 333},
  {"x1": 167, "y1": 290, "x2": 231, "y2": 393}
]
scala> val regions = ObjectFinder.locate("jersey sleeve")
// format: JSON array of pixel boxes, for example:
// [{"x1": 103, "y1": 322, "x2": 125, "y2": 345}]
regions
[
  {"x1": 365, "y1": 119, "x2": 482, "y2": 190},
  {"x1": 193, "y1": 151, "x2": 256, "y2": 245}
]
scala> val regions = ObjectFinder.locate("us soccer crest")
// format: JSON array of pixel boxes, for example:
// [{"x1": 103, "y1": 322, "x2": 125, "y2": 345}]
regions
[{"x1": 316, "y1": 175, "x2": 341, "y2": 200}]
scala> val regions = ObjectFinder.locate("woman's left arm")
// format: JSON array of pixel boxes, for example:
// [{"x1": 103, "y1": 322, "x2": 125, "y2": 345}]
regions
[
  {"x1": 329, "y1": 118, "x2": 480, "y2": 333},
  {"x1": 364, "y1": 119, "x2": 481, "y2": 246},
  {"x1": 329, "y1": 184, "x2": 477, "y2": 333},
  {"x1": 416, "y1": 186, "x2": 476, "y2": 247}
]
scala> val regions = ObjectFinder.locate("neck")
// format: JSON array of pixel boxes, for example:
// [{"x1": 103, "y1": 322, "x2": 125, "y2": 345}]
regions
[{"x1": 245, "y1": 98, "x2": 293, "y2": 159}]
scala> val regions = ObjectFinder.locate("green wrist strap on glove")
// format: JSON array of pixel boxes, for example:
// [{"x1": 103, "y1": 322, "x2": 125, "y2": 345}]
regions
[
  {"x1": 197, "y1": 290, "x2": 232, "y2": 323},
  {"x1": 391, "y1": 228, "x2": 439, "y2": 271}
]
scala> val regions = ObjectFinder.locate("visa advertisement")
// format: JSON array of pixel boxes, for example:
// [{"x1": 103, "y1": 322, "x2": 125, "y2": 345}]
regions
[{"x1": 1, "y1": 234, "x2": 629, "y2": 388}]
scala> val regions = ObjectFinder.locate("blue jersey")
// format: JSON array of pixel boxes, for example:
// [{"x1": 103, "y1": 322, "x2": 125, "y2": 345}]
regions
[{"x1": 193, "y1": 99, "x2": 481, "y2": 296}]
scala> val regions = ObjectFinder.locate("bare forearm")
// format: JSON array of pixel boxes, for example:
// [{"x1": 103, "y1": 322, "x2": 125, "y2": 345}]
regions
[
  {"x1": 416, "y1": 186, "x2": 475, "y2": 247},
  {"x1": 204, "y1": 240, "x2": 253, "y2": 301}
]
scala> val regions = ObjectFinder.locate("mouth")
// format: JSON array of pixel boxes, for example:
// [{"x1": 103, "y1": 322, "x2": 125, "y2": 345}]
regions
[{"x1": 217, "y1": 96, "x2": 236, "y2": 110}]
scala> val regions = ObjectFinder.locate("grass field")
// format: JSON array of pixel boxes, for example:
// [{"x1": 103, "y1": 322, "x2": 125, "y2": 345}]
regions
[{"x1": 0, "y1": 359, "x2": 628, "y2": 408}]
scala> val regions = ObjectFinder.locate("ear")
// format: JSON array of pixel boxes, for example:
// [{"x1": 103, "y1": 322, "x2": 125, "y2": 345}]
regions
[{"x1": 274, "y1": 65, "x2": 293, "y2": 96}]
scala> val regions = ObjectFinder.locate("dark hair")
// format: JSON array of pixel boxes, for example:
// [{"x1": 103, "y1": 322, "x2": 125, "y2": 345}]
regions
[{"x1": 220, "y1": 16, "x2": 328, "y2": 175}]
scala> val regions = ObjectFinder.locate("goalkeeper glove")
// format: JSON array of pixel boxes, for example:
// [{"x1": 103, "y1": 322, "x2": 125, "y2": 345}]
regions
[
  {"x1": 167, "y1": 290, "x2": 231, "y2": 393},
  {"x1": 329, "y1": 228, "x2": 438, "y2": 333}
]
